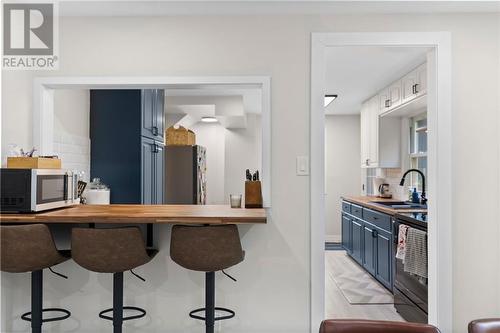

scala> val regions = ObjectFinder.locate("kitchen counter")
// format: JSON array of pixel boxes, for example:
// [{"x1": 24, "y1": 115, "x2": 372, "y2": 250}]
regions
[
  {"x1": 0, "y1": 204, "x2": 267, "y2": 224},
  {"x1": 342, "y1": 196, "x2": 427, "y2": 215}
]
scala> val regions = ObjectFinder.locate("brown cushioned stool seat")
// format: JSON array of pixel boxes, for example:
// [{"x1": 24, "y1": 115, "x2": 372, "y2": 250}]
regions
[
  {"x1": 170, "y1": 224, "x2": 244, "y2": 333},
  {"x1": 1, "y1": 224, "x2": 72, "y2": 333},
  {"x1": 320, "y1": 320, "x2": 441, "y2": 333},
  {"x1": 469, "y1": 319, "x2": 500, "y2": 333},
  {"x1": 71, "y1": 227, "x2": 157, "y2": 333}
]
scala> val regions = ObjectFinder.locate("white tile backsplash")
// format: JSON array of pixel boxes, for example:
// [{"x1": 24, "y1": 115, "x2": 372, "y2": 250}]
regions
[
  {"x1": 53, "y1": 133, "x2": 90, "y2": 181},
  {"x1": 383, "y1": 168, "x2": 407, "y2": 200},
  {"x1": 366, "y1": 168, "x2": 409, "y2": 200}
]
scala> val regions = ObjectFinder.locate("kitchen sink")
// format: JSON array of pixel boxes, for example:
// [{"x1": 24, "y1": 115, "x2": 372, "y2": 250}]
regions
[{"x1": 371, "y1": 201, "x2": 427, "y2": 209}]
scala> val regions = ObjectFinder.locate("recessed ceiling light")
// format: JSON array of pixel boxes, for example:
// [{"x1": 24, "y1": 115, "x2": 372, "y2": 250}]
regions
[
  {"x1": 201, "y1": 116, "x2": 218, "y2": 123},
  {"x1": 324, "y1": 95, "x2": 338, "y2": 107}
]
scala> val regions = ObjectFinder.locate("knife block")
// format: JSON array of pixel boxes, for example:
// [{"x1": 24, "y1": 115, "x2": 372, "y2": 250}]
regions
[{"x1": 245, "y1": 181, "x2": 263, "y2": 208}]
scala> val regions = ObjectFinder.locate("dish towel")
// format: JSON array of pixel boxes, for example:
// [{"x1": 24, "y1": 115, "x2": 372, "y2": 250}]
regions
[
  {"x1": 396, "y1": 224, "x2": 409, "y2": 261},
  {"x1": 403, "y1": 227, "x2": 428, "y2": 279}
]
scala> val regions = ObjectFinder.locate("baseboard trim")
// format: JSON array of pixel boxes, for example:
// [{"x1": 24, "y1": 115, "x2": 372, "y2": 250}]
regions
[{"x1": 325, "y1": 242, "x2": 343, "y2": 251}]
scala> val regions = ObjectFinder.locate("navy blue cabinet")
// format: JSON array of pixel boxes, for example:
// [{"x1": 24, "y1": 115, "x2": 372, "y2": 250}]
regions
[
  {"x1": 91, "y1": 89, "x2": 165, "y2": 205},
  {"x1": 141, "y1": 137, "x2": 154, "y2": 205},
  {"x1": 341, "y1": 200, "x2": 393, "y2": 291},
  {"x1": 351, "y1": 219, "x2": 363, "y2": 265},
  {"x1": 341, "y1": 214, "x2": 352, "y2": 253},
  {"x1": 141, "y1": 89, "x2": 164, "y2": 142},
  {"x1": 141, "y1": 137, "x2": 164, "y2": 205},
  {"x1": 375, "y1": 229, "x2": 392, "y2": 289},
  {"x1": 363, "y1": 224, "x2": 376, "y2": 275},
  {"x1": 154, "y1": 142, "x2": 164, "y2": 204}
]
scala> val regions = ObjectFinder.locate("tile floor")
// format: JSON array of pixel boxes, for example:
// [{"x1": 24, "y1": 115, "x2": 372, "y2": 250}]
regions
[{"x1": 325, "y1": 250, "x2": 404, "y2": 321}]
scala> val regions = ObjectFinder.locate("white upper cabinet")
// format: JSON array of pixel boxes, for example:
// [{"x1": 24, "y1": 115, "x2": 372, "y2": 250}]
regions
[
  {"x1": 379, "y1": 62, "x2": 427, "y2": 116},
  {"x1": 360, "y1": 62, "x2": 427, "y2": 169},
  {"x1": 388, "y1": 80, "x2": 402, "y2": 109},
  {"x1": 401, "y1": 70, "x2": 418, "y2": 104},
  {"x1": 379, "y1": 87, "x2": 390, "y2": 112},
  {"x1": 368, "y1": 96, "x2": 379, "y2": 166},
  {"x1": 379, "y1": 80, "x2": 402, "y2": 115},
  {"x1": 362, "y1": 95, "x2": 393, "y2": 168},
  {"x1": 360, "y1": 101, "x2": 369, "y2": 167},
  {"x1": 415, "y1": 63, "x2": 427, "y2": 96},
  {"x1": 361, "y1": 95, "x2": 400, "y2": 169}
]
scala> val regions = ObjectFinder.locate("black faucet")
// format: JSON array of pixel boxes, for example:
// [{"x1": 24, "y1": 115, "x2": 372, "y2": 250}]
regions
[{"x1": 399, "y1": 169, "x2": 427, "y2": 206}]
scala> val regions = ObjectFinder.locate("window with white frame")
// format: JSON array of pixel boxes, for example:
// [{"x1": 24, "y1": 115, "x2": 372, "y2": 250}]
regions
[{"x1": 409, "y1": 113, "x2": 427, "y2": 192}]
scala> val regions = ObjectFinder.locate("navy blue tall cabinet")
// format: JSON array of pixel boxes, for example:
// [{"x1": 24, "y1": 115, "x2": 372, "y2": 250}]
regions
[{"x1": 90, "y1": 89, "x2": 165, "y2": 204}]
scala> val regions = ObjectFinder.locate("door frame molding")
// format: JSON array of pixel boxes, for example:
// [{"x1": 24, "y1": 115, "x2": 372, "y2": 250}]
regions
[
  {"x1": 33, "y1": 75, "x2": 272, "y2": 206},
  {"x1": 310, "y1": 32, "x2": 452, "y2": 332}
]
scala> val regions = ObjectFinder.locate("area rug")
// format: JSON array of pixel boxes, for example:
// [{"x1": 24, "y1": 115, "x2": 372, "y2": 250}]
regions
[{"x1": 326, "y1": 251, "x2": 394, "y2": 304}]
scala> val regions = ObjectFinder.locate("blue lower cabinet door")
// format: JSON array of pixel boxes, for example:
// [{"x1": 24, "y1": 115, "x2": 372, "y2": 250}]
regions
[
  {"x1": 154, "y1": 143, "x2": 165, "y2": 204},
  {"x1": 376, "y1": 230, "x2": 392, "y2": 289},
  {"x1": 141, "y1": 138, "x2": 154, "y2": 204},
  {"x1": 351, "y1": 220, "x2": 363, "y2": 264},
  {"x1": 341, "y1": 214, "x2": 352, "y2": 252},
  {"x1": 363, "y1": 225, "x2": 376, "y2": 275}
]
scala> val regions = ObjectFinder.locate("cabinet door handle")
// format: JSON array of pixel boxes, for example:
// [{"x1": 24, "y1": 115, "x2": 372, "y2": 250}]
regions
[
  {"x1": 152, "y1": 126, "x2": 158, "y2": 136},
  {"x1": 414, "y1": 83, "x2": 419, "y2": 94},
  {"x1": 385, "y1": 99, "x2": 391, "y2": 108},
  {"x1": 372, "y1": 229, "x2": 378, "y2": 238}
]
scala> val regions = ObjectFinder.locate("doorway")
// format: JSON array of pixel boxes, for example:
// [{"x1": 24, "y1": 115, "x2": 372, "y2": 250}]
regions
[
  {"x1": 310, "y1": 33, "x2": 452, "y2": 333},
  {"x1": 324, "y1": 45, "x2": 430, "y2": 322}
]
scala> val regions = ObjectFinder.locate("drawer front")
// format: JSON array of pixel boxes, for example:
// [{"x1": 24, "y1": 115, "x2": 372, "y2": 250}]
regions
[
  {"x1": 351, "y1": 204, "x2": 363, "y2": 219},
  {"x1": 342, "y1": 201, "x2": 351, "y2": 214},
  {"x1": 363, "y1": 208, "x2": 391, "y2": 231}
]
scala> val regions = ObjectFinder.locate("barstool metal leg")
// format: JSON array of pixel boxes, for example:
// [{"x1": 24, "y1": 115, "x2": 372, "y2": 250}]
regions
[
  {"x1": 205, "y1": 272, "x2": 215, "y2": 333},
  {"x1": 113, "y1": 272, "x2": 124, "y2": 333},
  {"x1": 31, "y1": 270, "x2": 43, "y2": 333}
]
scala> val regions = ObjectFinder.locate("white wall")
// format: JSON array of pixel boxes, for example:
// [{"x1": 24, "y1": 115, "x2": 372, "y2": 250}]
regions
[
  {"x1": 225, "y1": 114, "x2": 262, "y2": 204},
  {"x1": 190, "y1": 122, "x2": 226, "y2": 204},
  {"x1": 53, "y1": 89, "x2": 90, "y2": 180},
  {"x1": 185, "y1": 114, "x2": 261, "y2": 205},
  {"x1": 1, "y1": 14, "x2": 499, "y2": 333},
  {"x1": 325, "y1": 115, "x2": 361, "y2": 242}
]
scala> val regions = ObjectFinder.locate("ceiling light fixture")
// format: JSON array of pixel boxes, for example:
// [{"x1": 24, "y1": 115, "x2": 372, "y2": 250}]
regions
[
  {"x1": 201, "y1": 116, "x2": 218, "y2": 123},
  {"x1": 324, "y1": 95, "x2": 338, "y2": 107}
]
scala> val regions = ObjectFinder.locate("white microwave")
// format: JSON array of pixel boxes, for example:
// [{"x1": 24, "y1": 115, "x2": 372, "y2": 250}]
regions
[{"x1": 0, "y1": 168, "x2": 79, "y2": 213}]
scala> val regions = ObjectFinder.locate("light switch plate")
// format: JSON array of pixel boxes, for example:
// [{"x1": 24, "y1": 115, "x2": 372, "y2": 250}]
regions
[{"x1": 296, "y1": 156, "x2": 309, "y2": 176}]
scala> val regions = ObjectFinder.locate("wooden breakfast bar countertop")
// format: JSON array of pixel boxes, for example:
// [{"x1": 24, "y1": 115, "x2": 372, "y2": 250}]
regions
[{"x1": 0, "y1": 204, "x2": 267, "y2": 224}]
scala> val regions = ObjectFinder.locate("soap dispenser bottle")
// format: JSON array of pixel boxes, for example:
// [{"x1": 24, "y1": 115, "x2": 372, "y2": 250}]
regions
[{"x1": 411, "y1": 188, "x2": 420, "y2": 204}]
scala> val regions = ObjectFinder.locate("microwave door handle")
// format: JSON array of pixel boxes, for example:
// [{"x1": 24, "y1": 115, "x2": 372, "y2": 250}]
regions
[{"x1": 63, "y1": 174, "x2": 69, "y2": 200}]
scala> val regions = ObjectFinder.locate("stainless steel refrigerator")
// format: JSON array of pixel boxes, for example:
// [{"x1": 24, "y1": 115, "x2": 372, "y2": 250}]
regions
[{"x1": 165, "y1": 145, "x2": 206, "y2": 204}]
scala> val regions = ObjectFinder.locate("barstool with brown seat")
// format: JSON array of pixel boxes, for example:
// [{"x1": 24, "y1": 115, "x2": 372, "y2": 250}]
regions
[
  {"x1": 0, "y1": 224, "x2": 72, "y2": 333},
  {"x1": 469, "y1": 319, "x2": 500, "y2": 333},
  {"x1": 170, "y1": 224, "x2": 245, "y2": 333},
  {"x1": 320, "y1": 319, "x2": 441, "y2": 333},
  {"x1": 71, "y1": 227, "x2": 157, "y2": 333}
]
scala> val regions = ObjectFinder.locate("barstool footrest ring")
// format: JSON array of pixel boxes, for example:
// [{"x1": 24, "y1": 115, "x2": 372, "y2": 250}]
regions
[
  {"x1": 99, "y1": 306, "x2": 146, "y2": 321},
  {"x1": 189, "y1": 307, "x2": 235, "y2": 321},
  {"x1": 21, "y1": 308, "x2": 71, "y2": 323}
]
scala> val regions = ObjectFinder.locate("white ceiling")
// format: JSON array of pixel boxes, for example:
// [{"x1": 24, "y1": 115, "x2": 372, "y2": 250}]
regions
[
  {"x1": 59, "y1": 1, "x2": 500, "y2": 16},
  {"x1": 165, "y1": 85, "x2": 262, "y2": 129},
  {"x1": 166, "y1": 87, "x2": 262, "y2": 114},
  {"x1": 325, "y1": 46, "x2": 430, "y2": 115}
]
